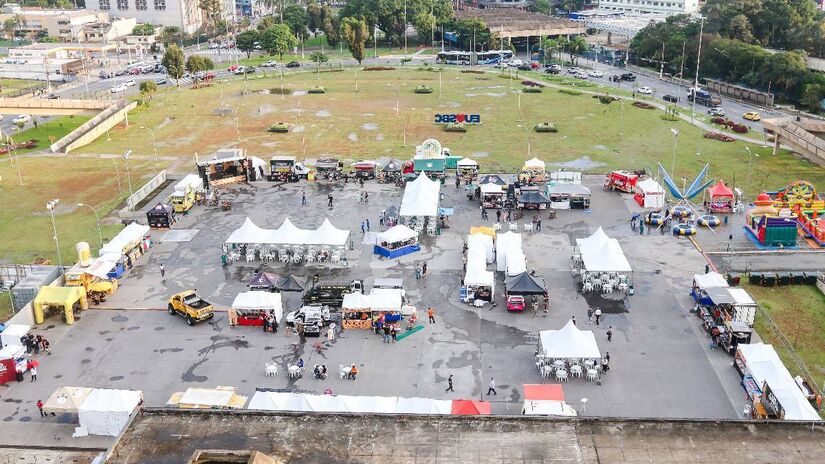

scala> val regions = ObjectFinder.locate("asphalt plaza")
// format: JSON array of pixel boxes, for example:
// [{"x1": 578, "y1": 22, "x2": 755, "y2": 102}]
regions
[{"x1": 1, "y1": 173, "x2": 749, "y2": 442}]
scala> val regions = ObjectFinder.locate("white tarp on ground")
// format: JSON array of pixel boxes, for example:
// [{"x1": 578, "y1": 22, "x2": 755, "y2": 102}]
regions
[
  {"x1": 496, "y1": 231, "x2": 523, "y2": 272},
  {"x1": 636, "y1": 178, "x2": 665, "y2": 208},
  {"x1": 78, "y1": 389, "x2": 142, "y2": 436},
  {"x1": 693, "y1": 272, "x2": 728, "y2": 289},
  {"x1": 400, "y1": 172, "x2": 441, "y2": 217},
  {"x1": 377, "y1": 225, "x2": 418, "y2": 244},
  {"x1": 225, "y1": 217, "x2": 349, "y2": 247},
  {"x1": 738, "y1": 343, "x2": 820, "y2": 421},
  {"x1": 231, "y1": 292, "x2": 282, "y2": 322},
  {"x1": 575, "y1": 227, "x2": 631, "y2": 273},
  {"x1": 538, "y1": 320, "x2": 601, "y2": 360},
  {"x1": 100, "y1": 222, "x2": 149, "y2": 256},
  {"x1": 468, "y1": 233, "x2": 494, "y2": 263}
]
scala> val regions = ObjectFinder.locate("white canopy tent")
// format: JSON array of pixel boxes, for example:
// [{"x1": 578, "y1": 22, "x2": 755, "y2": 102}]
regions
[
  {"x1": 248, "y1": 392, "x2": 454, "y2": 415},
  {"x1": 496, "y1": 231, "x2": 523, "y2": 272},
  {"x1": 77, "y1": 388, "x2": 142, "y2": 436},
  {"x1": 231, "y1": 291, "x2": 282, "y2": 322},
  {"x1": 538, "y1": 320, "x2": 601, "y2": 360},
  {"x1": 457, "y1": 158, "x2": 478, "y2": 168},
  {"x1": 377, "y1": 225, "x2": 418, "y2": 244},
  {"x1": 225, "y1": 217, "x2": 272, "y2": 244},
  {"x1": 635, "y1": 178, "x2": 665, "y2": 208},
  {"x1": 574, "y1": 227, "x2": 632, "y2": 273},
  {"x1": 307, "y1": 219, "x2": 350, "y2": 247},
  {"x1": 523, "y1": 157, "x2": 546, "y2": 170},
  {"x1": 506, "y1": 251, "x2": 527, "y2": 276},
  {"x1": 342, "y1": 292, "x2": 372, "y2": 310},
  {"x1": 465, "y1": 238, "x2": 494, "y2": 292},
  {"x1": 225, "y1": 217, "x2": 349, "y2": 247},
  {"x1": 395, "y1": 397, "x2": 453, "y2": 415},
  {"x1": 468, "y1": 233, "x2": 494, "y2": 263},
  {"x1": 480, "y1": 183, "x2": 503, "y2": 194},
  {"x1": 99, "y1": 222, "x2": 149, "y2": 256},
  {"x1": 400, "y1": 172, "x2": 441, "y2": 217},
  {"x1": 693, "y1": 272, "x2": 728, "y2": 289}
]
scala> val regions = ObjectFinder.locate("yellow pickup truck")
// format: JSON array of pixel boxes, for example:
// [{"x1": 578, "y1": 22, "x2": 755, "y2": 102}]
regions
[{"x1": 168, "y1": 290, "x2": 214, "y2": 326}]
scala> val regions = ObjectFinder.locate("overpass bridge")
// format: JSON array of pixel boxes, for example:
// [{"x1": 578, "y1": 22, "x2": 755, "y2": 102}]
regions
[
  {"x1": 763, "y1": 117, "x2": 825, "y2": 167},
  {"x1": 0, "y1": 97, "x2": 115, "y2": 116}
]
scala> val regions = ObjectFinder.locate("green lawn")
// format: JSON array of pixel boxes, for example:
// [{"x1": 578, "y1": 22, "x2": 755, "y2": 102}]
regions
[
  {"x1": 746, "y1": 284, "x2": 825, "y2": 390},
  {"x1": 0, "y1": 292, "x2": 13, "y2": 322},
  {"x1": 80, "y1": 67, "x2": 825, "y2": 196},
  {"x1": 5, "y1": 116, "x2": 91, "y2": 155},
  {"x1": 0, "y1": 78, "x2": 41, "y2": 96}
]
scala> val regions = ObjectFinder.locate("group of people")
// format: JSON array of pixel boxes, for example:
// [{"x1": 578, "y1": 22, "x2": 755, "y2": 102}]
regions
[{"x1": 20, "y1": 333, "x2": 51, "y2": 356}]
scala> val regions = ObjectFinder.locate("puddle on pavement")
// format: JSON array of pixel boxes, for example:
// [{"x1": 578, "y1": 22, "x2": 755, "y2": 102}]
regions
[
  {"x1": 81, "y1": 359, "x2": 91, "y2": 364},
  {"x1": 110, "y1": 376, "x2": 124, "y2": 381},
  {"x1": 111, "y1": 316, "x2": 128, "y2": 323},
  {"x1": 182, "y1": 359, "x2": 209, "y2": 383},
  {"x1": 84, "y1": 347, "x2": 94, "y2": 352},
  {"x1": 154, "y1": 348, "x2": 184, "y2": 354},
  {"x1": 582, "y1": 293, "x2": 628, "y2": 313}
]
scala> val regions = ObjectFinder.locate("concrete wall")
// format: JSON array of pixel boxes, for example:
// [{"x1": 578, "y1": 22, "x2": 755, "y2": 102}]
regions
[
  {"x1": 55, "y1": 100, "x2": 138, "y2": 153},
  {"x1": 0, "y1": 98, "x2": 111, "y2": 116},
  {"x1": 126, "y1": 170, "x2": 167, "y2": 211},
  {"x1": 706, "y1": 79, "x2": 775, "y2": 107}
]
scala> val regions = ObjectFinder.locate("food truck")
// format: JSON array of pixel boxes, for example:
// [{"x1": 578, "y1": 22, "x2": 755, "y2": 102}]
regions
[
  {"x1": 168, "y1": 174, "x2": 203, "y2": 213},
  {"x1": 196, "y1": 148, "x2": 249, "y2": 189},
  {"x1": 314, "y1": 158, "x2": 344, "y2": 180},
  {"x1": 269, "y1": 155, "x2": 310, "y2": 182},
  {"x1": 604, "y1": 170, "x2": 639, "y2": 193},
  {"x1": 352, "y1": 161, "x2": 378, "y2": 180}
]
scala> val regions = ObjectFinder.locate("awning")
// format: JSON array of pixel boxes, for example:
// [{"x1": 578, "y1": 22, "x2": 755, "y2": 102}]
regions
[
  {"x1": 481, "y1": 183, "x2": 503, "y2": 194},
  {"x1": 708, "y1": 180, "x2": 734, "y2": 198},
  {"x1": 480, "y1": 174, "x2": 507, "y2": 186},
  {"x1": 381, "y1": 159, "x2": 403, "y2": 172},
  {"x1": 524, "y1": 384, "x2": 564, "y2": 402},
  {"x1": 342, "y1": 292, "x2": 372, "y2": 310},
  {"x1": 693, "y1": 272, "x2": 728, "y2": 289},
  {"x1": 539, "y1": 320, "x2": 601, "y2": 359},
  {"x1": 457, "y1": 158, "x2": 478, "y2": 167},
  {"x1": 377, "y1": 225, "x2": 418, "y2": 244},
  {"x1": 43, "y1": 386, "x2": 92, "y2": 414},
  {"x1": 505, "y1": 272, "x2": 546, "y2": 295},
  {"x1": 248, "y1": 271, "x2": 279, "y2": 289},
  {"x1": 546, "y1": 184, "x2": 591, "y2": 196},
  {"x1": 451, "y1": 400, "x2": 491, "y2": 415},
  {"x1": 232, "y1": 292, "x2": 282, "y2": 322},
  {"x1": 575, "y1": 227, "x2": 631, "y2": 273},
  {"x1": 518, "y1": 190, "x2": 551, "y2": 204},
  {"x1": 100, "y1": 222, "x2": 149, "y2": 256},
  {"x1": 274, "y1": 275, "x2": 306, "y2": 292}
]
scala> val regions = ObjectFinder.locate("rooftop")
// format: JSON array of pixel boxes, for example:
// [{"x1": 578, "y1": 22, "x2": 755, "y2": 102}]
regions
[{"x1": 455, "y1": 9, "x2": 584, "y2": 37}]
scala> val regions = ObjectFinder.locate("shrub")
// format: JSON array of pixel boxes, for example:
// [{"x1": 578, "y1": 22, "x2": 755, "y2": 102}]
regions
[
  {"x1": 461, "y1": 69, "x2": 485, "y2": 74},
  {"x1": 598, "y1": 95, "x2": 614, "y2": 104},
  {"x1": 267, "y1": 122, "x2": 290, "y2": 133},
  {"x1": 444, "y1": 122, "x2": 467, "y2": 132},
  {"x1": 534, "y1": 122, "x2": 557, "y2": 133},
  {"x1": 363, "y1": 66, "x2": 396, "y2": 71},
  {"x1": 731, "y1": 124, "x2": 749, "y2": 133},
  {"x1": 660, "y1": 114, "x2": 679, "y2": 121},
  {"x1": 414, "y1": 84, "x2": 433, "y2": 94},
  {"x1": 307, "y1": 86, "x2": 326, "y2": 94},
  {"x1": 522, "y1": 80, "x2": 544, "y2": 87},
  {"x1": 710, "y1": 117, "x2": 726, "y2": 125},
  {"x1": 523, "y1": 86, "x2": 542, "y2": 93},
  {"x1": 559, "y1": 88, "x2": 582, "y2": 96},
  {"x1": 704, "y1": 131, "x2": 735, "y2": 142},
  {"x1": 632, "y1": 101, "x2": 655, "y2": 109},
  {"x1": 270, "y1": 88, "x2": 292, "y2": 95}
]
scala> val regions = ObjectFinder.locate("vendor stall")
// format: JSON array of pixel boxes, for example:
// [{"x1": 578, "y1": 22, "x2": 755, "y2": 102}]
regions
[
  {"x1": 224, "y1": 217, "x2": 350, "y2": 265},
  {"x1": 451, "y1": 399, "x2": 491, "y2": 415},
  {"x1": 546, "y1": 184, "x2": 591, "y2": 209},
  {"x1": 549, "y1": 171, "x2": 582, "y2": 185},
  {"x1": 505, "y1": 272, "x2": 546, "y2": 296},
  {"x1": 538, "y1": 320, "x2": 601, "y2": 362},
  {"x1": 374, "y1": 225, "x2": 420, "y2": 258},
  {"x1": 197, "y1": 148, "x2": 249, "y2": 188},
  {"x1": 495, "y1": 231, "x2": 523, "y2": 273},
  {"x1": 33, "y1": 286, "x2": 88, "y2": 325},
  {"x1": 457, "y1": 158, "x2": 479, "y2": 182},
  {"x1": 690, "y1": 272, "x2": 729, "y2": 305},
  {"x1": 146, "y1": 203, "x2": 175, "y2": 229},
  {"x1": 480, "y1": 183, "x2": 505, "y2": 209},
  {"x1": 99, "y1": 222, "x2": 151, "y2": 266},
  {"x1": 480, "y1": 174, "x2": 507, "y2": 186},
  {"x1": 399, "y1": 172, "x2": 441, "y2": 235},
  {"x1": 231, "y1": 291, "x2": 282, "y2": 327},
  {"x1": 464, "y1": 239, "x2": 494, "y2": 303},
  {"x1": 341, "y1": 292, "x2": 373, "y2": 329},
  {"x1": 634, "y1": 178, "x2": 665, "y2": 208},
  {"x1": 378, "y1": 159, "x2": 403, "y2": 184},
  {"x1": 517, "y1": 189, "x2": 551, "y2": 210},
  {"x1": 78, "y1": 388, "x2": 143, "y2": 436},
  {"x1": 314, "y1": 158, "x2": 344, "y2": 181},
  {"x1": 468, "y1": 233, "x2": 494, "y2": 263},
  {"x1": 248, "y1": 271, "x2": 279, "y2": 291},
  {"x1": 604, "y1": 170, "x2": 639, "y2": 193},
  {"x1": 274, "y1": 274, "x2": 306, "y2": 292},
  {"x1": 702, "y1": 286, "x2": 757, "y2": 327},
  {"x1": 352, "y1": 161, "x2": 378, "y2": 179},
  {"x1": 519, "y1": 158, "x2": 547, "y2": 183},
  {"x1": 42, "y1": 386, "x2": 92, "y2": 416},
  {"x1": 705, "y1": 180, "x2": 735, "y2": 213},
  {"x1": 573, "y1": 227, "x2": 632, "y2": 294},
  {"x1": 167, "y1": 386, "x2": 247, "y2": 409}
]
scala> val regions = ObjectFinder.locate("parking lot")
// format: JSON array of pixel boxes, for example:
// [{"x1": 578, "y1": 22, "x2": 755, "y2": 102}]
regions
[{"x1": 0, "y1": 174, "x2": 749, "y2": 445}]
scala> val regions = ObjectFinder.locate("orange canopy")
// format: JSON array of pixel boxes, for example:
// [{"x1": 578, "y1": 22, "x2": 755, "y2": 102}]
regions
[
  {"x1": 523, "y1": 384, "x2": 565, "y2": 402},
  {"x1": 708, "y1": 181, "x2": 734, "y2": 198},
  {"x1": 451, "y1": 399, "x2": 491, "y2": 415}
]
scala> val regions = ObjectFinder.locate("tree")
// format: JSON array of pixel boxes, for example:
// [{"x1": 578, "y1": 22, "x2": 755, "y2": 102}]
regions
[
  {"x1": 132, "y1": 23, "x2": 155, "y2": 36},
  {"x1": 450, "y1": 18, "x2": 490, "y2": 51},
  {"x1": 199, "y1": 0, "x2": 222, "y2": 35},
  {"x1": 162, "y1": 44, "x2": 186, "y2": 87},
  {"x1": 321, "y1": 5, "x2": 340, "y2": 47},
  {"x1": 186, "y1": 55, "x2": 214, "y2": 73},
  {"x1": 760, "y1": 51, "x2": 808, "y2": 92},
  {"x1": 533, "y1": 0, "x2": 551, "y2": 14},
  {"x1": 542, "y1": 38, "x2": 560, "y2": 62},
  {"x1": 236, "y1": 30, "x2": 260, "y2": 58},
  {"x1": 564, "y1": 36, "x2": 587, "y2": 65},
  {"x1": 283, "y1": 4, "x2": 310, "y2": 40},
  {"x1": 342, "y1": 17, "x2": 369, "y2": 65},
  {"x1": 307, "y1": 0, "x2": 323, "y2": 36},
  {"x1": 161, "y1": 26, "x2": 182, "y2": 46},
  {"x1": 139, "y1": 80, "x2": 158, "y2": 102},
  {"x1": 309, "y1": 51, "x2": 328, "y2": 74},
  {"x1": 727, "y1": 14, "x2": 754, "y2": 43},
  {"x1": 261, "y1": 23, "x2": 297, "y2": 59},
  {"x1": 258, "y1": 15, "x2": 277, "y2": 31},
  {"x1": 801, "y1": 82, "x2": 825, "y2": 112}
]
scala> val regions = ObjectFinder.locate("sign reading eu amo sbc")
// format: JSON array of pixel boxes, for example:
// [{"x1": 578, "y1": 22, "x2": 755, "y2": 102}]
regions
[{"x1": 434, "y1": 114, "x2": 481, "y2": 124}]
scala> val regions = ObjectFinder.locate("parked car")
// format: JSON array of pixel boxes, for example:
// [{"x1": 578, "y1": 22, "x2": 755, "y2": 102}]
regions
[
  {"x1": 286, "y1": 61, "x2": 300, "y2": 68},
  {"x1": 508, "y1": 59, "x2": 524, "y2": 67},
  {"x1": 517, "y1": 63, "x2": 532, "y2": 71},
  {"x1": 743, "y1": 111, "x2": 761, "y2": 121},
  {"x1": 43, "y1": 93, "x2": 59, "y2": 99},
  {"x1": 495, "y1": 61, "x2": 508, "y2": 69},
  {"x1": 574, "y1": 73, "x2": 588, "y2": 80},
  {"x1": 141, "y1": 65, "x2": 154, "y2": 74},
  {"x1": 545, "y1": 64, "x2": 561, "y2": 73},
  {"x1": 124, "y1": 79, "x2": 137, "y2": 87},
  {"x1": 128, "y1": 67, "x2": 142, "y2": 75},
  {"x1": 529, "y1": 61, "x2": 540, "y2": 69},
  {"x1": 609, "y1": 74, "x2": 621, "y2": 82},
  {"x1": 567, "y1": 67, "x2": 581, "y2": 74},
  {"x1": 227, "y1": 65, "x2": 239, "y2": 72},
  {"x1": 545, "y1": 67, "x2": 560, "y2": 74},
  {"x1": 209, "y1": 43, "x2": 220, "y2": 49},
  {"x1": 115, "y1": 69, "x2": 128, "y2": 76},
  {"x1": 588, "y1": 70, "x2": 604, "y2": 78},
  {"x1": 637, "y1": 86, "x2": 653, "y2": 95},
  {"x1": 663, "y1": 94, "x2": 679, "y2": 103},
  {"x1": 110, "y1": 84, "x2": 127, "y2": 93},
  {"x1": 155, "y1": 77, "x2": 167, "y2": 85},
  {"x1": 244, "y1": 66, "x2": 256, "y2": 74},
  {"x1": 621, "y1": 72, "x2": 636, "y2": 81},
  {"x1": 708, "y1": 107, "x2": 726, "y2": 117},
  {"x1": 12, "y1": 114, "x2": 31, "y2": 124},
  {"x1": 262, "y1": 60, "x2": 277, "y2": 67},
  {"x1": 99, "y1": 70, "x2": 113, "y2": 79}
]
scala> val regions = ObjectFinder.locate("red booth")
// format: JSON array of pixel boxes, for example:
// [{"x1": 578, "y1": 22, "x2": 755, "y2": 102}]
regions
[
  {"x1": 706, "y1": 181, "x2": 735, "y2": 212},
  {"x1": 604, "y1": 171, "x2": 639, "y2": 193}
]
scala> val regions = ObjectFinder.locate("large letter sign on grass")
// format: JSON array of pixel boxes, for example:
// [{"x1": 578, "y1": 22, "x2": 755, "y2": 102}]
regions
[{"x1": 434, "y1": 114, "x2": 481, "y2": 124}]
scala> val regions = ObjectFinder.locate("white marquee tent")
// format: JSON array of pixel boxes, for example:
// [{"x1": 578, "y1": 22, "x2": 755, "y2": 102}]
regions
[
  {"x1": 225, "y1": 217, "x2": 349, "y2": 247},
  {"x1": 77, "y1": 388, "x2": 142, "y2": 436},
  {"x1": 468, "y1": 233, "x2": 494, "y2": 263},
  {"x1": 574, "y1": 227, "x2": 631, "y2": 273},
  {"x1": 693, "y1": 272, "x2": 728, "y2": 289},
  {"x1": 376, "y1": 224, "x2": 418, "y2": 244},
  {"x1": 506, "y1": 251, "x2": 527, "y2": 276},
  {"x1": 231, "y1": 291, "x2": 283, "y2": 322},
  {"x1": 465, "y1": 238, "x2": 494, "y2": 292},
  {"x1": 635, "y1": 178, "x2": 665, "y2": 208},
  {"x1": 538, "y1": 320, "x2": 601, "y2": 360},
  {"x1": 248, "y1": 392, "x2": 452, "y2": 415},
  {"x1": 496, "y1": 231, "x2": 523, "y2": 272},
  {"x1": 99, "y1": 222, "x2": 149, "y2": 256},
  {"x1": 400, "y1": 172, "x2": 441, "y2": 217},
  {"x1": 457, "y1": 158, "x2": 478, "y2": 168},
  {"x1": 523, "y1": 158, "x2": 546, "y2": 170}
]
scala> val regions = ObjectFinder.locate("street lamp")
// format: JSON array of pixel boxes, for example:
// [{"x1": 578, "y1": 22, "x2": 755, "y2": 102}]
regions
[
  {"x1": 77, "y1": 203, "x2": 104, "y2": 249},
  {"x1": 123, "y1": 150, "x2": 134, "y2": 208},
  {"x1": 517, "y1": 124, "x2": 532, "y2": 158},
  {"x1": 46, "y1": 199, "x2": 64, "y2": 270},
  {"x1": 670, "y1": 128, "x2": 678, "y2": 174},
  {"x1": 141, "y1": 126, "x2": 158, "y2": 165},
  {"x1": 745, "y1": 146, "x2": 758, "y2": 189}
]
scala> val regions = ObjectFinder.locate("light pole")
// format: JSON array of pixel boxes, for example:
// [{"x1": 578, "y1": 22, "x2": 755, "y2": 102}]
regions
[
  {"x1": 78, "y1": 203, "x2": 103, "y2": 249},
  {"x1": 670, "y1": 128, "x2": 678, "y2": 175},
  {"x1": 745, "y1": 146, "x2": 758, "y2": 189},
  {"x1": 517, "y1": 124, "x2": 532, "y2": 157},
  {"x1": 123, "y1": 150, "x2": 134, "y2": 208},
  {"x1": 141, "y1": 126, "x2": 159, "y2": 165},
  {"x1": 690, "y1": 16, "x2": 705, "y2": 125},
  {"x1": 46, "y1": 199, "x2": 63, "y2": 271}
]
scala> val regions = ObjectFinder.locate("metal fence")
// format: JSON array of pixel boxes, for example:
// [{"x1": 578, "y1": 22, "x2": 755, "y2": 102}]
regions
[{"x1": 2, "y1": 82, "x2": 47, "y2": 98}]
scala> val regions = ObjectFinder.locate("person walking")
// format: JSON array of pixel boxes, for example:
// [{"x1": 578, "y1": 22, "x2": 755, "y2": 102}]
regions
[
  {"x1": 301, "y1": 191, "x2": 307, "y2": 206},
  {"x1": 364, "y1": 192, "x2": 369, "y2": 204},
  {"x1": 327, "y1": 194, "x2": 333, "y2": 207},
  {"x1": 571, "y1": 315, "x2": 576, "y2": 326},
  {"x1": 496, "y1": 210, "x2": 502, "y2": 222},
  {"x1": 587, "y1": 307, "x2": 594, "y2": 324},
  {"x1": 536, "y1": 218, "x2": 542, "y2": 232},
  {"x1": 383, "y1": 325, "x2": 391, "y2": 343},
  {"x1": 445, "y1": 374, "x2": 454, "y2": 392},
  {"x1": 270, "y1": 313, "x2": 278, "y2": 333},
  {"x1": 30, "y1": 366, "x2": 37, "y2": 382},
  {"x1": 607, "y1": 326, "x2": 613, "y2": 342},
  {"x1": 391, "y1": 325, "x2": 397, "y2": 343},
  {"x1": 360, "y1": 222, "x2": 365, "y2": 234},
  {"x1": 379, "y1": 211, "x2": 385, "y2": 227},
  {"x1": 42, "y1": 338, "x2": 51, "y2": 355},
  {"x1": 415, "y1": 265, "x2": 421, "y2": 280},
  {"x1": 422, "y1": 262, "x2": 427, "y2": 277},
  {"x1": 327, "y1": 325, "x2": 335, "y2": 341},
  {"x1": 594, "y1": 308, "x2": 602, "y2": 326},
  {"x1": 602, "y1": 352, "x2": 611, "y2": 373},
  {"x1": 427, "y1": 307, "x2": 435, "y2": 324},
  {"x1": 366, "y1": 219, "x2": 370, "y2": 231},
  {"x1": 262, "y1": 312, "x2": 270, "y2": 332},
  {"x1": 160, "y1": 264, "x2": 165, "y2": 278},
  {"x1": 36, "y1": 399, "x2": 45, "y2": 417},
  {"x1": 486, "y1": 377, "x2": 497, "y2": 396},
  {"x1": 227, "y1": 307, "x2": 238, "y2": 328}
]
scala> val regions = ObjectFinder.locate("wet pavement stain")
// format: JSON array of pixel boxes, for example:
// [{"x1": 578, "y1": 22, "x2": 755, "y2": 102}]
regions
[
  {"x1": 127, "y1": 326, "x2": 140, "y2": 331},
  {"x1": 154, "y1": 348, "x2": 184, "y2": 354},
  {"x1": 2, "y1": 417, "x2": 11, "y2": 422},
  {"x1": 181, "y1": 359, "x2": 209, "y2": 383},
  {"x1": 111, "y1": 316, "x2": 128, "y2": 322},
  {"x1": 110, "y1": 376, "x2": 124, "y2": 381},
  {"x1": 154, "y1": 327, "x2": 165, "y2": 331},
  {"x1": 19, "y1": 416, "x2": 31, "y2": 422},
  {"x1": 98, "y1": 331, "x2": 109, "y2": 335},
  {"x1": 80, "y1": 359, "x2": 91, "y2": 364},
  {"x1": 84, "y1": 347, "x2": 94, "y2": 352},
  {"x1": 582, "y1": 292, "x2": 628, "y2": 314},
  {"x1": 105, "y1": 338, "x2": 113, "y2": 342},
  {"x1": 45, "y1": 325, "x2": 55, "y2": 329},
  {"x1": 3, "y1": 399, "x2": 21, "y2": 403}
]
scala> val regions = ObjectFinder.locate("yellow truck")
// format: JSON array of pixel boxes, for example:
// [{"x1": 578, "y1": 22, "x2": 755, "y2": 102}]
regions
[
  {"x1": 168, "y1": 290, "x2": 214, "y2": 326},
  {"x1": 168, "y1": 174, "x2": 204, "y2": 213}
]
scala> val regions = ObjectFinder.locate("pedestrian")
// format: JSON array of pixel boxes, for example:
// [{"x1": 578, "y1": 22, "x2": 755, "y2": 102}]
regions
[
  {"x1": 391, "y1": 325, "x2": 397, "y2": 343},
  {"x1": 366, "y1": 219, "x2": 370, "y2": 231},
  {"x1": 364, "y1": 192, "x2": 369, "y2": 203},
  {"x1": 455, "y1": 176, "x2": 461, "y2": 189},
  {"x1": 270, "y1": 313, "x2": 278, "y2": 333},
  {"x1": 361, "y1": 222, "x2": 365, "y2": 234},
  {"x1": 705, "y1": 264, "x2": 710, "y2": 274},
  {"x1": 36, "y1": 399, "x2": 44, "y2": 417},
  {"x1": 639, "y1": 222, "x2": 644, "y2": 235},
  {"x1": 602, "y1": 352, "x2": 611, "y2": 373},
  {"x1": 536, "y1": 218, "x2": 542, "y2": 232},
  {"x1": 480, "y1": 206, "x2": 486, "y2": 219},
  {"x1": 227, "y1": 307, "x2": 238, "y2": 328},
  {"x1": 32, "y1": 336, "x2": 40, "y2": 355},
  {"x1": 415, "y1": 265, "x2": 421, "y2": 280},
  {"x1": 427, "y1": 307, "x2": 435, "y2": 324},
  {"x1": 42, "y1": 338, "x2": 51, "y2": 355},
  {"x1": 587, "y1": 307, "x2": 594, "y2": 324},
  {"x1": 486, "y1": 377, "x2": 497, "y2": 396},
  {"x1": 594, "y1": 308, "x2": 602, "y2": 326},
  {"x1": 30, "y1": 366, "x2": 37, "y2": 382},
  {"x1": 571, "y1": 315, "x2": 576, "y2": 326},
  {"x1": 496, "y1": 210, "x2": 502, "y2": 222},
  {"x1": 327, "y1": 194, "x2": 333, "y2": 207},
  {"x1": 33, "y1": 119, "x2": 37, "y2": 129},
  {"x1": 379, "y1": 211, "x2": 385, "y2": 227},
  {"x1": 383, "y1": 324, "x2": 391, "y2": 343},
  {"x1": 607, "y1": 326, "x2": 613, "y2": 342},
  {"x1": 327, "y1": 325, "x2": 335, "y2": 341},
  {"x1": 263, "y1": 312, "x2": 270, "y2": 332},
  {"x1": 301, "y1": 191, "x2": 307, "y2": 205},
  {"x1": 543, "y1": 294, "x2": 549, "y2": 313},
  {"x1": 160, "y1": 264, "x2": 165, "y2": 277},
  {"x1": 446, "y1": 374, "x2": 454, "y2": 392},
  {"x1": 422, "y1": 262, "x2": 427, "y2": 277}
]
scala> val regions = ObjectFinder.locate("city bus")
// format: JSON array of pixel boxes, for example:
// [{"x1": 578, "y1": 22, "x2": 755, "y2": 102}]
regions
[{"x1": 436, "y1": 50, "x2": 514, "y2": 65}]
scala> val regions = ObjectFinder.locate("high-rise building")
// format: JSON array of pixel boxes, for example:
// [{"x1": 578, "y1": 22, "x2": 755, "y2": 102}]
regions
[{"x1": 85, "y1": 0, "x2": 204, "y2": 34}]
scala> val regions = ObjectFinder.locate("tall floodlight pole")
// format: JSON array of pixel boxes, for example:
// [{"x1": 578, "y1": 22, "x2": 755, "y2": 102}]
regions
[
  {"x1": 77, "y1": 203, "x2": 104, "y2": 249},
  {"x1": 124, "y1": 150, "x2": 134, "y2": 208},
  {"x1": 670, "y1": 128, "x2": 679, "y2": 175},
  {"x1": 690, "y1": 16, "x2": 704, "y2": 125},
  {"x1": 46, "y1": 199, "x2": 63, "y2": 271}
]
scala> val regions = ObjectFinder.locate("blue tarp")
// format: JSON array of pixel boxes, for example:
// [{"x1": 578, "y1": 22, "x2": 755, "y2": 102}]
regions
[
  {"x1": 439, "y1": 207, "x2": 454, "y2": 216},
  {"x1": 374, "y1": 244, "x2": 420, "y2": 259},
  {"x1": 657, "y1": 162, "x2": 714, "y2": 200}
]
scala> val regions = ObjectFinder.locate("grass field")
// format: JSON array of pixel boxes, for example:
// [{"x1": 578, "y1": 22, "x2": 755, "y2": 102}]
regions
[
  {"x1": 6, "y1": 116, "x2": 91, "y2": 155},
  {"x1": 0, "y1": 292, "x2": 12, "y2": 322},
  {"x1": 0, "y1": 156, "x2": 154, "y2": 264},
  {"x1": 0, "y1": 78, "x2": 40, "y2": 96},
  {"x1": 80, "y1": 67, "x2": 825, "y2": 194},
  {"x1": 746, "y1": 284, "x2": 825, "y2": 389}
]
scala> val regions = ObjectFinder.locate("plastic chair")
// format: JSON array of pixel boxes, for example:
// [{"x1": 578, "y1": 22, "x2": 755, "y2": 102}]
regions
[{"x1": 265, "y1": 363, "x2": 278, "y2": 377}]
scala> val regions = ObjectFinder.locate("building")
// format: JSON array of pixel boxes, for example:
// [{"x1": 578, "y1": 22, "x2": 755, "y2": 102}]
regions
[
  {"x1": 0, "y1": 5, "x2": 111, "y2": 42},
  {"x1": 82, "y1": 17, "x2": 136, "y2": 43},
  {"x1": 596, "y1": 0, "x2": 698, "y2": 16},
  {"x1": 84, "y1": 0, "x2": 204, "y2": 34}
]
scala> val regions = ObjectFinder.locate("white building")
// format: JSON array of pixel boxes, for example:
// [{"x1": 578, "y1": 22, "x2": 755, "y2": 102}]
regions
[
  {"x1": 596, "y1": 0, "x2": 698, "y2": 16},
  {"x1": 0, "y1": 6, "x2": 110, "y2": 42},
  {"x1": 85, "y1": 0, "x2": 204, "y2": 34}
]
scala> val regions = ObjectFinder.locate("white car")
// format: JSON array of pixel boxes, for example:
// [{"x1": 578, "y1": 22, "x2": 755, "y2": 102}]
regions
[
  {"x1": 508, "y1": 59, "x2": 524, "y2": 67},
  {"x1": 637, "y1": 86, "x2": 653, "y2": 95},
  {"x1": 567, "y1": 67, "x2": 581, "y2": 74},
  {"x1": 110, "y1": 84, "x2": 127, "y2": 93},
  {"x1": 124, "y1": 79, "x2": 136, "y2": 87},
  {"x1": 708, "y1": 107, "x2": 726, "y2": 117},
  {"x1": 574, "y1": 73, "x2": 588, "y2": 80},
  {"x1": 588, "y1": 70, "x2": 604, "y2": 78},
  {"x1": 12, "y1": 114, "x2": 31, "y2": 124},
  {"x1": 234, "y1": 66, "x2": 247, "y2": 75},
  {"x1": 261, "y1": 60, "x2": 277, "y2": 67},
  {"x1": 209, "y1": 43, "x2": 219, "y2": 49}
]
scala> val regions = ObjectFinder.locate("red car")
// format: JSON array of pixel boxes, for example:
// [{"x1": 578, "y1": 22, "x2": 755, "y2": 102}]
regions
[
  {"x1": 227, "y1": 65, "x2": 238, "y2": 72},
  {"x1": 530, "y1": 61, "x2": 540, "y2": 69},
  {"x1": 507, "y1": 295, "x2": 525, "y2": 312}
]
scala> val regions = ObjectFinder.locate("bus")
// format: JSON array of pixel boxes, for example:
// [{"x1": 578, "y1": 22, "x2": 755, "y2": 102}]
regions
[{"x1": 436, "y1": 50, "x2": 514, "y2": 65}]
